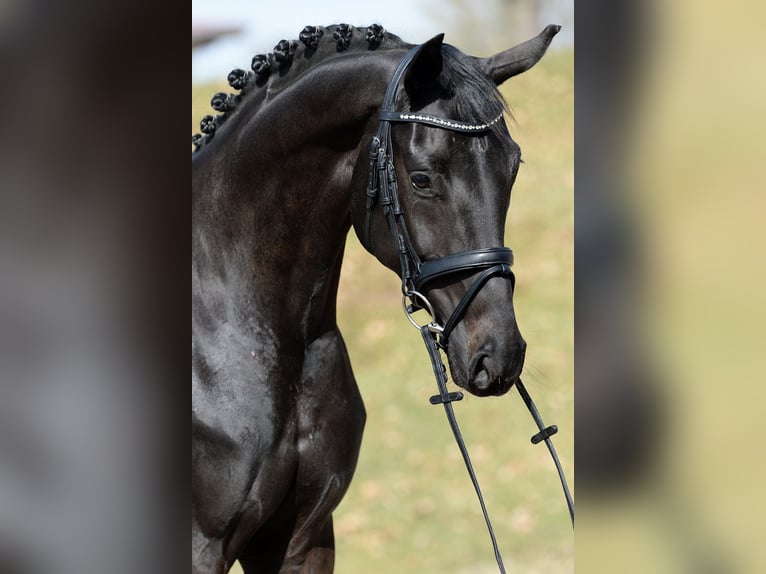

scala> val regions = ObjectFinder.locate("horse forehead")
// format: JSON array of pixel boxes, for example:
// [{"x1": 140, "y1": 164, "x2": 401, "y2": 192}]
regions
[{"x1": 401, "y1": 125, "x2": 512, "y2": 167}]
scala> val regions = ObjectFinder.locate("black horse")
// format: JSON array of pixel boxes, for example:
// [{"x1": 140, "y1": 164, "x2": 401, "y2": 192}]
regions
[{"x1": 192, "y1": 23, "x2": 560, "y2": 573}]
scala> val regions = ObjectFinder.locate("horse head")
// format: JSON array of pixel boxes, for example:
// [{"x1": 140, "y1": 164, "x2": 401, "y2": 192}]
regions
[{"x1": 352, "y1": 26, "x2": 560, "y2": 397}]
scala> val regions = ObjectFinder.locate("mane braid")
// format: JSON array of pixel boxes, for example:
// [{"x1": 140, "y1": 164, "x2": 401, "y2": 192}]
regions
[
  {"x1": 191, "y1": 25, "x2": 510, "y2": 154},
  {"x1": 192, "y1": 23, "x2": 403, "y2": 154}
]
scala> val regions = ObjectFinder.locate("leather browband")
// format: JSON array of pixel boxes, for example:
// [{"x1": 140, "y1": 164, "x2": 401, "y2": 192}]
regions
[{"x1": 379, "y1": 111, "x2": 504, "y2": 133}]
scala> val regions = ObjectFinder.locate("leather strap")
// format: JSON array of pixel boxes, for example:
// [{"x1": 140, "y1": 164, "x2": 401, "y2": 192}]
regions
[
  {"x1": 440, "y1": 264, "x2": 514, "y2": 343},
  {"x1": 420, "y1": 326, "x2": 507, "y2": 574},
  {"x1": 414, "y1": 247, "x2": 513, "y2": 290},
  {"x1": 515, "y1": 380, "x2": 575, "y2": 525},
  {"x1": 420, "y1": 325, "x2": 575, "y2": 574},
  {"x1": 379, "y1": 110, "x2": 503, "y2": 133}
]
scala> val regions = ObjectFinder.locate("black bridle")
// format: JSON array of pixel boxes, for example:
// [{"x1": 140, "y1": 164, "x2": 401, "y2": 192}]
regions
[
  {"x1": 364, "y1": 46, "x2": 514, "y2": 347},
  {"x1": 365, "y1": 45, "x2": 574, "y2": 573}
]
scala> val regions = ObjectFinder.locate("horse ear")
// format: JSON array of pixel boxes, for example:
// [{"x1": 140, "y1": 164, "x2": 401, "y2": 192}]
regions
[
  {"x1": 403, "y1": 33, "x2": 445, "y2": 98},
  {"x1": 478, "y1": 25, "x2": 561, "y2": 86}
]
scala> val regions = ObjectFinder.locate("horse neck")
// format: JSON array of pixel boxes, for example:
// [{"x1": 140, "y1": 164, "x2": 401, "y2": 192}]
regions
[{"x1": 192, "y1": 53, "x2": 398, "y2": 343}]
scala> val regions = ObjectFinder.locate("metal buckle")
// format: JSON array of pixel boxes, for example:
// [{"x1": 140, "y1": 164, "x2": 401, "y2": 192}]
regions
[{"x1": 401, "y1": 290, "x2": 444, "y2": 334}]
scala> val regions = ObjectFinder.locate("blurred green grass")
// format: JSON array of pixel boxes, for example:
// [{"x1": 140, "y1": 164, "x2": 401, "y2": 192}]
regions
[{"x1": 193, "y1": 48, "x2": 572, "y2": 573}]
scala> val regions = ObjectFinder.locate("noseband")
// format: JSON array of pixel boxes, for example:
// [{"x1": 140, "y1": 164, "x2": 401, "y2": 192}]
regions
[
  {"x1": 364, "y1": 45, "x2": 573, "y2": 574},
  {"x1": 364, "y1": 46, "x2": 513, "y2": 345}
]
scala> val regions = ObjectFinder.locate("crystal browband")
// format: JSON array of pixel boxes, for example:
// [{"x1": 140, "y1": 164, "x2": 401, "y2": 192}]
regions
[{"x1": 379, "y1": 111, "x2": 505, "y2": 133}]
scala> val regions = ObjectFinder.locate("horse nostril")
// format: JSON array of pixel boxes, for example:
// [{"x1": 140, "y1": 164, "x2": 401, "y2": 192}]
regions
[
  {"x1": 473, "y1": 366, "x2": 490, "y2": 390},
  {"x1": 466, "y1": 339, "x2": 525, "y2": 396},
  {"x1": 470, "y1": 354, "x2": 492, "y2": 390}
]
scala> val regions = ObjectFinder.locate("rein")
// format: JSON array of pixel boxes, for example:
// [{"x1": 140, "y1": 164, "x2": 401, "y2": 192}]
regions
[{"x1": 365, "y1": 44, "x2": 574, "y2": 573}]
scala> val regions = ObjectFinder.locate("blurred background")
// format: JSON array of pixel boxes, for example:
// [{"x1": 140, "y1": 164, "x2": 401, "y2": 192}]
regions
[
  {"x1": 3, "y1": 0, "x2": 764, "y2": 572},
  {"x1": 192, "y1": 1, "x2": 573, "y2": 572},
  {"x1": 192, "y1": 0, "x2": 573, "y2": 81},
  {"x1": 575, "y1": 0, "x2": 766, "y2": 572}
]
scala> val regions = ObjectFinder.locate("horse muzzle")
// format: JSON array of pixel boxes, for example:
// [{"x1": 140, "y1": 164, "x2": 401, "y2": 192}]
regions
[
  {"x1": 466, "y1": 332, "x2": 527, "y2": 396},
  {"x1": 403, "y1": 247, "x2": 524, "y2": 397}
]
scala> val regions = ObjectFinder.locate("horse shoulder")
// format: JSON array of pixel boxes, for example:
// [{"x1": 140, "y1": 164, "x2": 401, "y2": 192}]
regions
[{"x1": 293, "y1": 329, "x2": 366, "y2": 509}]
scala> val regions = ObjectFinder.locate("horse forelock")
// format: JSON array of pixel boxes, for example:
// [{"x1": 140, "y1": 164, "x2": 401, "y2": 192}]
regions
[
  {"x1": 192, "y1": 24, "x2": 406, "y2": 154},
  {"x1": 436, "y1": 45, "x2": 511, "y2": 142}
]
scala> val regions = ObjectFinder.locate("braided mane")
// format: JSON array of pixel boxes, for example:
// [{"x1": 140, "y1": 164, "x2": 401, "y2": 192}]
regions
[
  {"x1": 192, "y1": 24, "x2": 405, "y2": 153},
  {"x1": 192, "y1": 23, "x2": 511, "y2": 153}
]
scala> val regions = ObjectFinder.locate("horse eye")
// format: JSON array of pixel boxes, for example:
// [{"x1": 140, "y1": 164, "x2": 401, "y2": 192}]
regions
[{"x1": 410, "y1": 173, "x2": 431, "y2": 190}]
